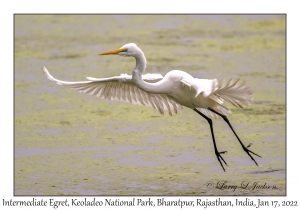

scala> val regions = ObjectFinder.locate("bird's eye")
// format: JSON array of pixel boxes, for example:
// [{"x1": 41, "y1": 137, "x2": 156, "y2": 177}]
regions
[{"x1": 121, "y1": 48, "x2": 128, "y2": 52}]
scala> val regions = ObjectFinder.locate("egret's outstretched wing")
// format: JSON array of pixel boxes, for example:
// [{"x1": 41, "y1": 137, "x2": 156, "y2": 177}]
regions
[
  {"x1": 181, "y1": 77, "x2": 253, "y2": 118},
  {"x1": 181, "y1": 78, "x2": 218, "y2": 98},
  {"x1": 43, "y1": 66, "x2": 182, "y2": 115}
]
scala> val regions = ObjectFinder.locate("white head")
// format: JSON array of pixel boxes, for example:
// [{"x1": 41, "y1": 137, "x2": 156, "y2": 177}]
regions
[{"x1": 99, "y1": 43, "x2": 143, "y2": 57}]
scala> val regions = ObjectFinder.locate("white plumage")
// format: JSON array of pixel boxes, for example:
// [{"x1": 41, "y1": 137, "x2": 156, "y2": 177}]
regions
[
  {"x1": 42, "y1": 67, "x2": 253, "y2": 118},
  {"x1": 43, "y1": 43, "x2": 260, "y2": 171},
  {"x1": 43, "y1": 67, "x2": 182, "y2": 115}
]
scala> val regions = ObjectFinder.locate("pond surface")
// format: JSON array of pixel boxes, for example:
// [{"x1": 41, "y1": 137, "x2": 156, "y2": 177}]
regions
[{"x1": 15, "y1": 14, "x2": 285, "y2": 195}]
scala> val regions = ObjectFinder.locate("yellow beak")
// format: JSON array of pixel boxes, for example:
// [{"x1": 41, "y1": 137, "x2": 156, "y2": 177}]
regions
[{"x1": 98, "y1": 48, "x2": 125, "y2": 56}]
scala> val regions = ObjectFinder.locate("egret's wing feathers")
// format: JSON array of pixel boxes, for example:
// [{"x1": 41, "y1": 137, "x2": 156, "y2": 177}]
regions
[
  {"x1": 86, "y1": 75, "x2": 131, "y2": 82},
  {"x1": 192, "y1": 78, "x2": 253, "y2": 119},
  {"x1": 180, "y1": 77, "x2": 253, "y2": 118},
  {"x1": 43, "y1": 66, "x2": 182, "y2": 115},
  {"x1": 86, "y1": 73, "x2": 163, "y2": 82},
  {"x1": 213, "y1": 78, "x2": 254, "y2": 108},
  {"x1": 181, "y1": 78, "x2": 218, "y2": 98}
]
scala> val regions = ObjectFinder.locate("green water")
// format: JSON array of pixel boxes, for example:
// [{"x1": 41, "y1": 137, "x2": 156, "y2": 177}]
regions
[{"x1": 15, "y1": 14, "x2": 285, "y2": 195}]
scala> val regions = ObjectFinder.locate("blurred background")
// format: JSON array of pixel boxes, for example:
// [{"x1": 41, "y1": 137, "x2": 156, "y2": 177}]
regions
[{"x1": 14, "y1": 14, "x2": 285, "y2": 195}]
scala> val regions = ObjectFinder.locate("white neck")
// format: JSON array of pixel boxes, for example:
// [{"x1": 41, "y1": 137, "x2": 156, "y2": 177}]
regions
[{"x1": 132, "y1": 52, "x2": 166, "y2": 94}]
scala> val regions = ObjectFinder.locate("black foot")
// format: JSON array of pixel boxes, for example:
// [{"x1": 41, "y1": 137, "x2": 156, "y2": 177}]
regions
[
  {"x1": 215, "y1": 150, "x2": 228, "y2": 172},
  {"x1": 242, "y1": 146, "x2": 261, "y2": 166}
]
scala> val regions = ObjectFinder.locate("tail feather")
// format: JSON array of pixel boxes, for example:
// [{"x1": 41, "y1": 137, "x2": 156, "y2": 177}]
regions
[{"x1": 211, "y1": 78, "x2": 254, "y2": 108}]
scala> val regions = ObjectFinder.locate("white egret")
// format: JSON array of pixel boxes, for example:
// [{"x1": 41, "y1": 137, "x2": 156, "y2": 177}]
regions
[{"x1": 43, "y1": 43, "x2": 261, "y2": 171}]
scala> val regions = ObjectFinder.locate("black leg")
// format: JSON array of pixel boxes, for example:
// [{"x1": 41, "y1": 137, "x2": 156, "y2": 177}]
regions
[
  {"x1": 208, "y1": 108, "x2": 261, "y2": 165},
  {"x1": 193, "y1": 109, "x2": 227, "y2": 172}
]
